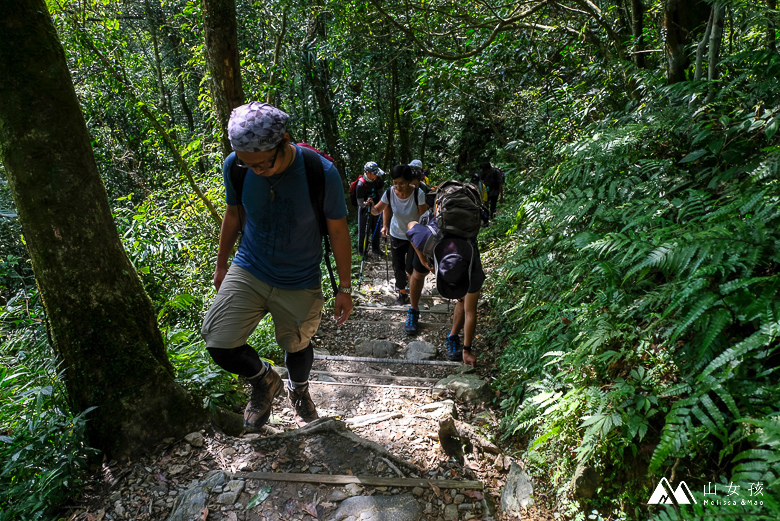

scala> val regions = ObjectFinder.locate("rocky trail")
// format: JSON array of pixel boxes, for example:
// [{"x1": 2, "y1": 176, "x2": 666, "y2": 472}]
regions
[{"x1": 66, "y1": 254, "x2": 552, "y2": 521}]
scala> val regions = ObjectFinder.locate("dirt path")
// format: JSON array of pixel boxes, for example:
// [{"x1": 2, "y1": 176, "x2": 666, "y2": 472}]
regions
[{"x1": 66, "y1": 254, "x2": 553, "y2": 521}]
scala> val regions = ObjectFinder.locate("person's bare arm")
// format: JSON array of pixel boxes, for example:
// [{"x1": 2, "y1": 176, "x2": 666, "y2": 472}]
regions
[
  {"x1": 407, "y1": 221, "x2": 433, "y2": 271},
  {"x1": 371, "y1": 200, "x2": 387, "y2": 216},
  {"x1": 326, "y1": 217, "x2": 353, "y2": 326},
  {"x1": 213, "y1": 205, "x2": 242, "y2": 291}
]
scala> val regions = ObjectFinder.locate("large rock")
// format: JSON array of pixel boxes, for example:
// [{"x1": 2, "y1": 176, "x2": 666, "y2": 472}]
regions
[
  {"x1": 419, "y1": 400, "x2": 456, "y2": 420},
  {"x1": 434, "y1": 374, "x2": 491, "y2": 403},
  {"x1": 405, "y1": 341, "x2": 436, "y2": 361},
  {"x1": 571, "y1": 463, "x2": 601, "y2": 499},
  {"x1": 501, "y1": 463, "x2": 534, "y2": 515},
  {"x1": 184, "y1": 432, "x2": 204, "y2": 448},
  {"x1": 167, "y1": 470, "x2": 227, "y2": 521},
  {"x1": 356, "y1": 339, "x2": 397, "y2": 358},
  {"x1": 216, "y1": 479, "x2": 246, "y2": 504},
  {"x1": 329, "y1": 494, "x2": 422, "y2": 521}
]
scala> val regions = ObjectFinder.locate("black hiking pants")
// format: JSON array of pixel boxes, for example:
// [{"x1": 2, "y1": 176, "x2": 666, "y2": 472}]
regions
[
  {"x1": 390, "y1": 236, "x2": 414, "y2": 291},
  {"x1": 358, "y1": 206, "x2": 381, "y2": 255}
]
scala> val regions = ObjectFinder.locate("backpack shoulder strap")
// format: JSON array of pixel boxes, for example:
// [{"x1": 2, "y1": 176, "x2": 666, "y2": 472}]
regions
[
  {"x1": 300, "y1": 146, "x2": 338, "y2": 297},
  {"x1": 384, "y1": 186, "x2": 393, "y2": 212},
  {"x1": 229, "y1": 154, "x2": 248, "y2": 207},
  {"x1": 300, "y1": 146, "x2": 327, "y2": 237},
  {"x1": 229, "y1": 155, "x2": 248, "y2": 236}
]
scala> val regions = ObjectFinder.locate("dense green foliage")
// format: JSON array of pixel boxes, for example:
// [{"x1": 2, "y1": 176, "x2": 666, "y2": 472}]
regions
[
  {"x1": 1, "y1": 0, "x2": 779, "y2": 519},
  {"x1": 492, "y1": 51, "x2": 780, "y2": 520}
]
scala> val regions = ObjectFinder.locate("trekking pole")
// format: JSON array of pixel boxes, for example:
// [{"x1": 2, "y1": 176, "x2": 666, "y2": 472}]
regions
[
  {"x1": 357, "y1": 209, "x2": 370, "y2": 291},
  {"x1": 383, "y1": 214, "x2": 390, "y2": 286},
  {"x1": 357, "y1": 209, "x2": 382, "y2": 290}
]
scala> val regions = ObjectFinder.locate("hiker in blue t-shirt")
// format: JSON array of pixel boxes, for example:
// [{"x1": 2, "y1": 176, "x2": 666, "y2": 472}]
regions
[
  {"x1": 405, "y1": 210, "x2": 485, "y2": 366},
  {"x1": 201, "y1": 102, "x2": 353, "y2": 430},
  {"x1": 371, "y1": 164, "x2": 427, "y2": 306}
]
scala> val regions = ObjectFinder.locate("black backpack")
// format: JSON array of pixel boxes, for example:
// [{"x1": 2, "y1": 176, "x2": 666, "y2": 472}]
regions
[
  {"x1": 229, "y1": 147, "x2": 338, "y2": 296},
  {"x1": 431, "y1": 181, "x2": 483, "y2": 239}
]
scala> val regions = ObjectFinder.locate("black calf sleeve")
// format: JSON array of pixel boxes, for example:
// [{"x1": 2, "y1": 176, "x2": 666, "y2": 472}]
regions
[
  {"x1": 207, "y1": 344, "x2": 267, "y2": 378},
  {"x1": 285, "y1": 342, "x2": 314, "y2": 385}
]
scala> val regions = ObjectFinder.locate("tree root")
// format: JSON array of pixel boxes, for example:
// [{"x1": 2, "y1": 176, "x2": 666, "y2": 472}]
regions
[{"x1": 251, "y1": 417, "x2": 421, "y2": 477}]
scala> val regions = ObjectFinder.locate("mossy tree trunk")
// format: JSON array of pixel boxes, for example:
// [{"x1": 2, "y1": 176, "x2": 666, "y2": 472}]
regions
[
  {"x1": 0, "y1": 0, "x2": 205, "y2": 459},
  {"x1": 663, "y1": 0, "x2": 710, "y2": 83}
]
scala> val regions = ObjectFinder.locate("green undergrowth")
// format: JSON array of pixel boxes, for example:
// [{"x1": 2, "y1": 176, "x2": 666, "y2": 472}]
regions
[
  {"x1": 491, "y1": 52, "x2": 780, "y2": 520},
  {"x1": 0, "y1": 322, "x2": 98, "y2": 521}
]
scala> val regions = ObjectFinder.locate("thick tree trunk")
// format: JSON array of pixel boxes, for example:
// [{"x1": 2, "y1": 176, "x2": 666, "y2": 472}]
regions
[
  {"x1": 0, "y1": 0, "x2": 205, "y2": 459},
  {"x1": 202, "y1": 0, "x2": 245, "y2": 158},
  {"x1": 663, "y1": 0, "x2": 709, "y2": 83},
  {"x1": 631, "y1": 0, "x2": 646, "y2": 68}
]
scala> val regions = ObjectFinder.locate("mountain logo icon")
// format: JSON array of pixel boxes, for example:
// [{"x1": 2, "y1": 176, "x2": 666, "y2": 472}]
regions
[{"x1": 648, "y1": 478, "x2": 697, "y2": 505}]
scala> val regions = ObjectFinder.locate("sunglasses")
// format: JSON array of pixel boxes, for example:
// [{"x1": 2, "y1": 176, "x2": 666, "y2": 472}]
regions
[{"x1": 235, "y1": 145, "x2": 281, "y2": 171}]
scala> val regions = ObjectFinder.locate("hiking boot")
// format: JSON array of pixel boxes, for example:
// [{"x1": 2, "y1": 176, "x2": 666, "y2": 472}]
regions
[
  {"x1": 445, "y1": 333, "x2": 463, "y2": 361},
  {"x1": 392, "y1": 292, "x2": 409, "y2": 307},
  {"x1": 244, "y1": 368, "x2": 283, "y2": 432},
  {"x1": 288, "y1": 384, "x2": 319, "y2": 425},
  {"x1": 405, "y1": 307, "x2": 419, "y2": 334}
]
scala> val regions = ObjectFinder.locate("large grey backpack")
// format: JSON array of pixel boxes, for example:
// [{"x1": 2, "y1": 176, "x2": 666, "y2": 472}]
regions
[{"x1": 433, "y1": 180, "x2": 483, "y2": 239}]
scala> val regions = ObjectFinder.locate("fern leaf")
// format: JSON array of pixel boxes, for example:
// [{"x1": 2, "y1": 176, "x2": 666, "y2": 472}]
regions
[
  {"x1": 699, "y1": 330, "x2": 771, "y2": 380},
  {"x1": 670, "y1": 292, "x2": 721, "y2": 343},
  {"x1": 696, "y1": 308, "x2": 732, "y2": 369}
]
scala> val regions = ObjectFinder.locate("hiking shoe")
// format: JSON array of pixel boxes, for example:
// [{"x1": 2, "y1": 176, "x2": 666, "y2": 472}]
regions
[
  {"x1": 392, "y1": 292, "x2": 409, "y2": 307},
  {"x1": 405, "y1": 307, "x2": 420, "y2": 334},
  {"x1": 445, "y1": 333, "x2": 463, "y2": 361},
  {"x1": 288, "y1": 384, "x2": 319, "y2": 424},
  {"x1": 244, "y1": 368, "x2": 283, "y2": 432}
]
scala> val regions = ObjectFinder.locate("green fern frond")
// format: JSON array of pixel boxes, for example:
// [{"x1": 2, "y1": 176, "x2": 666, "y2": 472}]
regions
[
  {"x1": 700, "y1": 330, "x2": 772, "y2": 380},
  {"x1": 696, "y1": 308, "x2": 733, "y2": 369},
  {"x1": 670, "y1": 292, "x2": 721, "y2": 343}
]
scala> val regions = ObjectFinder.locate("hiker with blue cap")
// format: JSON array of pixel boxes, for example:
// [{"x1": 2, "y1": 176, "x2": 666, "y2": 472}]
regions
[
  {"x1": 201, "y1": 102, "x2": 353, "y2": 429},
  {"x1": 405, "y1": 210, "x2": 486, "y2": 366}
]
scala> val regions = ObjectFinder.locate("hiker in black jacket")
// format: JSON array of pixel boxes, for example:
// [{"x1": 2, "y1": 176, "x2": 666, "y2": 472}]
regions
[
  {"x1": 356, "y1": 161, "x2": 384, "y2": 256},
  {"x1": 479, "y1": 161, "x2": 504, "y2": 221}
]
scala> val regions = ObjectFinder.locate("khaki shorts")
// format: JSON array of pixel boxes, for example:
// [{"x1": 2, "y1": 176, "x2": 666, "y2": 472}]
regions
[{"x1": 201, "y1": 265, "x2": 324, "y2": 353}]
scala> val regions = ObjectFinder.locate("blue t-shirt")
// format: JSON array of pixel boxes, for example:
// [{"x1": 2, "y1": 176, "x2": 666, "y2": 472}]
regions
[{"x1": 223, "y1": 144, "x2": 347, "y2": 289}]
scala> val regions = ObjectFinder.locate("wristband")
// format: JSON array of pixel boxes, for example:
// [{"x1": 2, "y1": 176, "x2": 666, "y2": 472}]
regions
[
  {"x1": 338, "y1": 285, "x2": 352, "y2": 296},
  {"x1": 463, "y1": 345, "x2": 473, "y2": 352}
]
